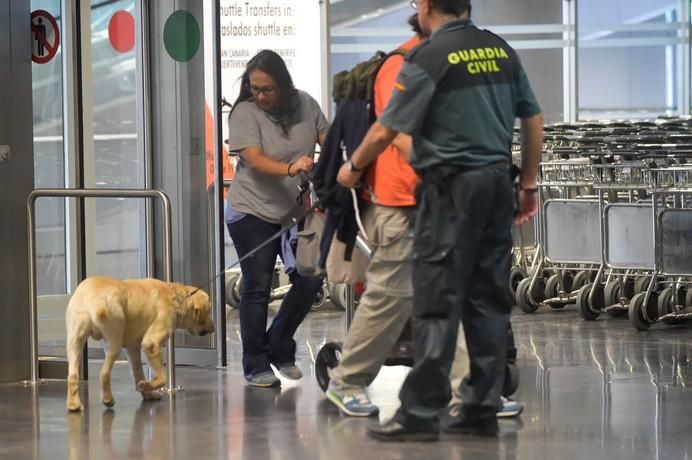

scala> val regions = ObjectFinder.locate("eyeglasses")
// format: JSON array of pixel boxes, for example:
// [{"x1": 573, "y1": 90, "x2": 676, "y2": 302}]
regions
[
  {"x1": 249, "y1": 85, "x2": 277, "y2": 96},
  {"x1": 410, "y1": 0, "x2": 417, "y2": 10}
]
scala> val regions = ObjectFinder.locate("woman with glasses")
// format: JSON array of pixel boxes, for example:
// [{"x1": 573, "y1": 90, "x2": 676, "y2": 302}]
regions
[{"x1": 226, "y1": 49, "x2": 329, "y2": 387}]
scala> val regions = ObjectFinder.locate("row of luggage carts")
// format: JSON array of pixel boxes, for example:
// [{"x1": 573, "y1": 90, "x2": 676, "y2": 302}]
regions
[{"x1": 511, "y1": 116, "x2": 692, "y2": 331}]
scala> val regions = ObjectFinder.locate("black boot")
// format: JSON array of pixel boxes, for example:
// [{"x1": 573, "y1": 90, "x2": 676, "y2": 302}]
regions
[
  {"x1": 444, "y1": 413, "x2": 499, "y2": 437},
  {"x1": 367, "y1": 420, "x2": 439, "y2": 442}
]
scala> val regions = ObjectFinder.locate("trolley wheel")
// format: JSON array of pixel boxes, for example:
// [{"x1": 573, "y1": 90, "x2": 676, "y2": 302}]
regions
[
  {"x1": 328, "y1": 283, "x2": 347, "y2": 310},
  {"x1": 629, "y1": 293, "x2": 652, "y2": 331},
  {"x1": 533, "y1": 276, "x2": 547, "y2": 303},
  {"x1": 515, "y1": 278, "x2": 539, "y2": 313},
  {"x1": 588, "y1": 283, "x2": 606, "y2": 312},
  {"x1": 315, "y1": 342, "x2": 342, "y2": 392},
  {"x1": 545, "y1": 273, "x2": 567, "y2": 309},
  {"x1": 543, "y1": 273, "x2": 567, "y2": 310},
  {"x1": 502, "y1": 362, "x2": 520, "y2": 397},
  {"x1": 634, "y1": 276, "x2": 651, "y2": 294},
  {"x1": 622, "y1": 277, "x2": 636, "y2": 300},
  {"x1": 225, "y1": 274, "x2": 241, "y2": 309},
  {"x1": 657, "y1": 287, "x2": 674, "y2": 318},
  {"x1": 544, "y1": 274, "x2": 560, "y2": 300},
  {"x1": 509, "y1": 267, "x2": 528, "y2": 298},
  {"x1": 604, "y1": 281, "x2": 627, "y2": 318},
  {"x1": 577, "y1": 283, "x2": 600, "y2": 321},
  {"x1": 571, "y1": 271, "x2": 589, "y2": 292},
  {"x1": 311, "y1": 284, "x2": 330, "y2": 312},
  {"x1": 562, "y1": 272, "x2": 575, "y2": 293}
]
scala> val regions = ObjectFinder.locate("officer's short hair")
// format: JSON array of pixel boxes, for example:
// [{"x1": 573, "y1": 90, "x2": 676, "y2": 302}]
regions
[{"x1": 431, "y1": 0, "x2": 471, "y2": 17}]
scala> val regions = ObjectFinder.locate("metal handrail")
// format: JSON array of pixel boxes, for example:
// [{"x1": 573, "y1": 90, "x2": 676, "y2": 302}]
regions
[{"x1": 26, "y1": 188, "x2": 178, "y2": 392}]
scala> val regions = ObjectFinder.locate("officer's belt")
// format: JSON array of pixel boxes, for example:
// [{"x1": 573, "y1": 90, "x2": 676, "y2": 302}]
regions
[
  {"x1": 416, "y1": 160, "x2": 515, "y2": 222},
  {"x1": 420, "y1": 160, "x2": 510, "y2": 183}
]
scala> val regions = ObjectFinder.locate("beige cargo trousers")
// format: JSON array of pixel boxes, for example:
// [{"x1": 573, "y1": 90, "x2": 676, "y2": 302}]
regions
[{"x1": 329, "y1": 202, "x2": 469, "y2": 405}]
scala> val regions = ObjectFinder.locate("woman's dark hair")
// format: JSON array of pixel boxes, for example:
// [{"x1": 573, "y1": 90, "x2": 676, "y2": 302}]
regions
[{"x1": 231, "y1": 49, "x2": 299, "y2": 135}]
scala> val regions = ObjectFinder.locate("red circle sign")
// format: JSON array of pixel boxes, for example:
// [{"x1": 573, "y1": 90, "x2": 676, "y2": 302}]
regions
[
  {"x1": 108, "y1": 11, "x2": 135, "y2": 53},
  {"x1": 31, "y1": 10, "x2": 60, "y2": 64}
]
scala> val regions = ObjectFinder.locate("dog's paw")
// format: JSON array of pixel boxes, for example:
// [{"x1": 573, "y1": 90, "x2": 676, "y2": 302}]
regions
[
  {"x1": 67, "y1": 400, "x2": 84, "y2": 412},
  {"x1": 141, "y1": 391, "x2": 162, "y2": 401},
  {"x1": 67, "y1": 403, "x2": 84, "y2": 412},
  {"x1": 102, "y1": 398, "x2": 116, "y2": 408},
  {"x1": 136, "y1": 380, "x2": 152, "y2": 393}
]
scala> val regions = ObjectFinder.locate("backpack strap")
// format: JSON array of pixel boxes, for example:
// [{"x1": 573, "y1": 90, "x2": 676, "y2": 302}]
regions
[{"x1": 366, "y1": 47, "x2": 408, "y2": 124}]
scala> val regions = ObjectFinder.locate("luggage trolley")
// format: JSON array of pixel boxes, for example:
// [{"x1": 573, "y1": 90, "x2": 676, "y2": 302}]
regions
[
  {"x1": 575, "y1": 138, "x2": 655, "y2": 320},
  {"x1": 515, "y1": 130, "x2": 601, "y2": 313},
  {"x1": 509, "y1": 124, "x2": 586, "y2": 297},
  {"x1": 509, "y1": 132, "x2": 539, "y2": 296},
  {"x1": 629, "y1": 151, "x2": 692, "y2": 330},
  {"x1": 510, "y1": 216, "x2": 538, "y2": 296},
  {"x1": 565, "y1": 120, "x2": 692, "y2": 321}
]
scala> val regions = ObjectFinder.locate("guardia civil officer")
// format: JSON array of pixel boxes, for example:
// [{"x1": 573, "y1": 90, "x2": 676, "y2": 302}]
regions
[{"x1": 337, "y1": 0, "x2": 544, "y2": 441}]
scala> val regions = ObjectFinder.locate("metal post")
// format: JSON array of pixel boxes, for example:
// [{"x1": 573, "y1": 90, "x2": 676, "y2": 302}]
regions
[
  {"x1": 207, "y1": 181, "x2": 233, "y2": 367},
  {"x1": 27, "y1": 198, "x2": 39, "y2": 384},
  {"x1": 212, "y1": 0, "x2": 228, "y2": 368},
  {"x1": 678, "y1": 0, "x2": 691, "y2": 115},
  {"x1": 25, "y1": 189, "x2": 177, "y2": 390},
  {"x1": 159, "y1": 193, "x2": 178, "y2": 393},
  {"x1": 563, "y1": 0, "x2": 579, "y2": 123},
  {"x1": 320, "y1": 0, "x2": 332, "y2": 119},
  {"x1": 345, "y1": 284, "x2": 355, "y2": 330},
  {"x1": 136, "y1": 0, "x2": 155, "y2": 276}
]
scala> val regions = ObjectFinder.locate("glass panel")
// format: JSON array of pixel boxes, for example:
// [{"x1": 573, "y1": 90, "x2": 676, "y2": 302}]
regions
[
  {"x1": 578, "y1": 0, "x2": 685, "y2": 119},
  {"x1": 32, "y1": 0, "x2": 69, "y2": 357},
  {"x1": 32, "y1": 0, "x2": 66, "y2": 296},
  {"x1": 330, "y1": 0, "x2": 565, "y2": 122},
  {"x1": 87, "y1": 0, "x2": 145, "y2": 278},
  {"x1": 150, "y1": 1, "x2": 218, "y2": 352}
]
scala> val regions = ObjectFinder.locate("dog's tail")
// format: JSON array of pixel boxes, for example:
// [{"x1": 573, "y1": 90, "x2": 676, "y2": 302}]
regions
[{"x1": 93, "y1": 304, "x2": 109, "y2": 323}]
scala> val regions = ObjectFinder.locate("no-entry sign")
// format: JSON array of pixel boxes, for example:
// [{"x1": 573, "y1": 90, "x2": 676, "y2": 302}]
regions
[{"x1": 31, "y1": 10, "x2": 60, "y2": 64}]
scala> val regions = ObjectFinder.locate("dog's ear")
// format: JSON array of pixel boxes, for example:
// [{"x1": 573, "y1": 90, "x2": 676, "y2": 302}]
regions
[{"x1": 190, "y1": 297, "x2": 206, "y2": 319}]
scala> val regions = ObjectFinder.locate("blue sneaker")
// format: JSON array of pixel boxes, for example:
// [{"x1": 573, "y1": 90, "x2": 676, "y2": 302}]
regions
[
  {"x1": 326, "y1": 382, "x2": 379, "y2": 417},
  {"x1": 245, "y1": 371, "x2": 281, "y2": 388},
  {"x1": 497, "y1": 397, "x2": 524, "y2": 418},
  {"x1": 276, "y1": 364, "x2": 303, "y2": 380}
]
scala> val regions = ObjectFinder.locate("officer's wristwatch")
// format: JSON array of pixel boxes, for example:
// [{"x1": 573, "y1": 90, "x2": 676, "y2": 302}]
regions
[{"x1": 346, "y1": 159, "x2": 363, "y2": 173}]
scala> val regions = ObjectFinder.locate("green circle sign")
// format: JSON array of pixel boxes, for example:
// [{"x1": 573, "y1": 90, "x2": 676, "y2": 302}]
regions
[{"x1": 163, "y1": 10, "x2": 200, "y2": 62}]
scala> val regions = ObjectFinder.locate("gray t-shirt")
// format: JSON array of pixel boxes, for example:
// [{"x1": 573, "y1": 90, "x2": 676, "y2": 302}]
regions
[{"x1": 226, "y1": 90, "x2": 329, "y2": 224}]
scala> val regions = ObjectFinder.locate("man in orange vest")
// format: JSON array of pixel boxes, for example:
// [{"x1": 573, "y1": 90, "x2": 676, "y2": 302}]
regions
[{"x1": 325, "y1": 14, "x2": 422, "y2": 417}]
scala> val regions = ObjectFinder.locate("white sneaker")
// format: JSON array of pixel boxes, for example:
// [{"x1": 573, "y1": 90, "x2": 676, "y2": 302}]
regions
[{"x1": 448, "y1": 396, "x2": 524, "y2": 418}]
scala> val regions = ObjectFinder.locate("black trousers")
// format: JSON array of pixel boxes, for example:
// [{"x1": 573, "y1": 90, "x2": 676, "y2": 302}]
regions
[{"x1": 394, "y1": 163, "x2": 514, "y2": 430}]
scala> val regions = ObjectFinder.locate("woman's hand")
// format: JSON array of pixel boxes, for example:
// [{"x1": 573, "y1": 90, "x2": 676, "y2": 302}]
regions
[{"x1": 288, "y1": 155, "x2": 314, "y2": 176}]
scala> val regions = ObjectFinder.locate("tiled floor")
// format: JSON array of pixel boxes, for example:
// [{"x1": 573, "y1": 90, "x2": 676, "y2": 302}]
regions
[{"x1": 1, "y1": 307, "x2": 691, "y2": 459}]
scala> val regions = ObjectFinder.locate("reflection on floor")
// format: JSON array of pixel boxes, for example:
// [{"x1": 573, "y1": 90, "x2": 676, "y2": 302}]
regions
[{"x1": 1, "y1": 308, "x2": 691, "y2": 459}]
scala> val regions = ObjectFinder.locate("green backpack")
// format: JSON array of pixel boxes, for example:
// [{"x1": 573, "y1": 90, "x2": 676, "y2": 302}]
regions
[{"x1": 332, "y1": 48, "x2": 406, "y2": 122}]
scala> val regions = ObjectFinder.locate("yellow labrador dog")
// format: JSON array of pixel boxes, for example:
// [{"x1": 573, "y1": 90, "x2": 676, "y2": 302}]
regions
[{"x1": 65, "y1": 277, "x2": 215, "y2": 412}]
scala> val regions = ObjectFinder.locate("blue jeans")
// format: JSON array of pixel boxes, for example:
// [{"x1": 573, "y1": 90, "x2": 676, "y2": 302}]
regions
[{"x1": 227, "y1": 214, "x2": 324, "y2": 377}]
